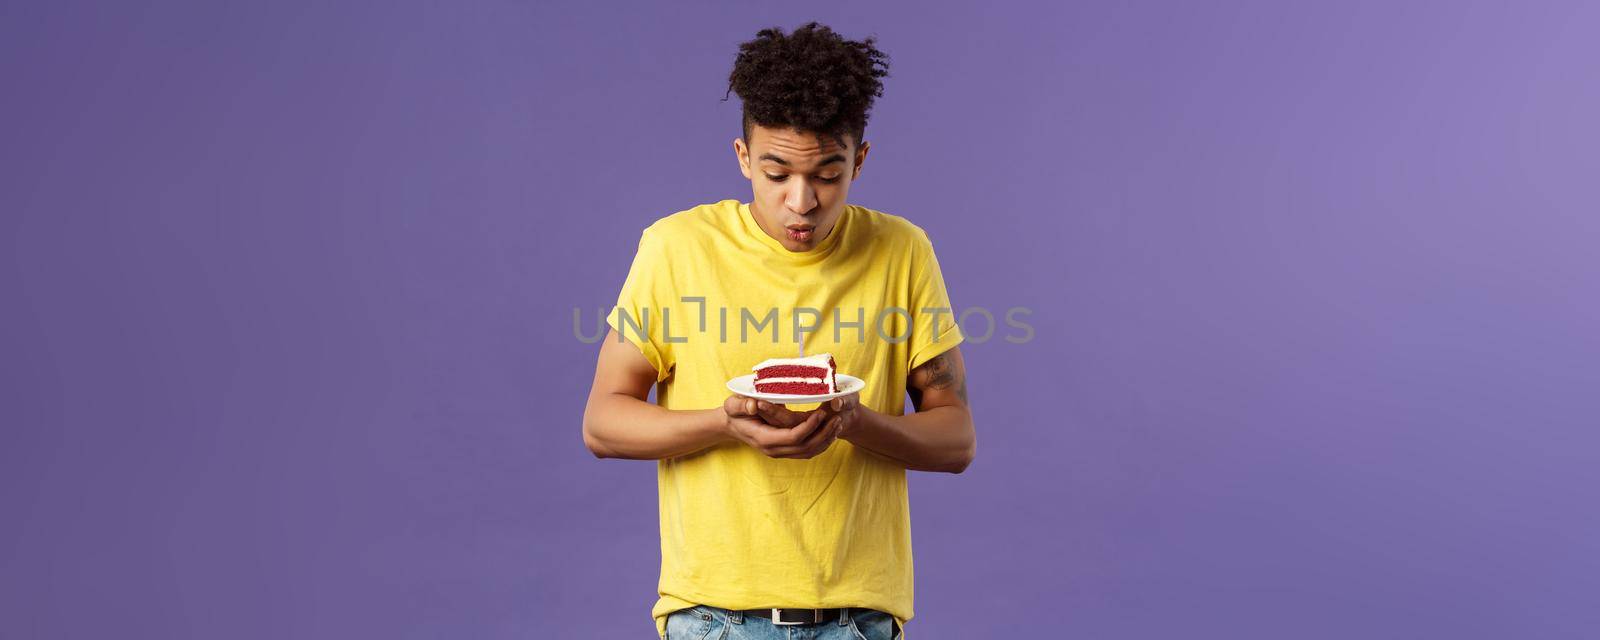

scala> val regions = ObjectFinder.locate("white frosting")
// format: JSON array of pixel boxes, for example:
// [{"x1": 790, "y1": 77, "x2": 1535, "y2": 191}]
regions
[{"x1": 751, "y1": 352, "x2": 835, "y2": 372}]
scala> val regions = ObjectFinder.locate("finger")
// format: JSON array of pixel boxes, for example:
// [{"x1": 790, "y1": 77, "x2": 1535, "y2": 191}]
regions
[
  {"x1": 771, "y1": 416, "x2": 841, "y2": 458},
  {"x1": 758, "y1": 401, "x2": 811, "y2": 427},
  {"x1": 729, "y1": 416, "x2": 767, "y2": 441},
  {"x1": 819, "y1": 394, "x2": 858, "y2": 418},
  {"x1": 736, "y1": 417, "x2": 785, "y2": 447},
  {"x1": 755, "y1": 400, "x2": 780, "y2": 423},
  {"x1": 775, "y1": 410, "x2": 825, "y2": 446},
  {"x1": 794, "y1": 414, "x2": 838, "y2": 449},
  {"x1": 743, "y1": 413, "x2": 814, "y2": 448},
  {"x1": 809, "y1": 415, "x2": 841, "y2": 447}
]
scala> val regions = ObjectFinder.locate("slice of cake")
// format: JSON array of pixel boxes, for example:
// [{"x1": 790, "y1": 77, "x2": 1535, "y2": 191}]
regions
[{"x1": 752, "y1": 353, "x2": 838, "y2": 395}]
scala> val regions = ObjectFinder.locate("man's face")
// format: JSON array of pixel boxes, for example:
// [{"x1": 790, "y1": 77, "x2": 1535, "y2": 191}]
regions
[{"x1": 735, "y1": 125, "x2": 870, "y2": 252}]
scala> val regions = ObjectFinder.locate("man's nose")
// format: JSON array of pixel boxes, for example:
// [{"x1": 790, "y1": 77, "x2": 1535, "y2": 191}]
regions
[{"x1": 785, "y1": 181, "x2": 819, "y2": 216}]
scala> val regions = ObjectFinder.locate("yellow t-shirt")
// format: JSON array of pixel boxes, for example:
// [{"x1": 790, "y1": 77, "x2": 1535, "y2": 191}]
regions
[{"x1": 604, "y1": 199, "x2": 963, "y2": 639}]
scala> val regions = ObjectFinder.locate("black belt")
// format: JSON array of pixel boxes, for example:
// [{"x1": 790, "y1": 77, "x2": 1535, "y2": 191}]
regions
[{"x1": 741, "y1": 607, "x2": 849, "y2": 625}]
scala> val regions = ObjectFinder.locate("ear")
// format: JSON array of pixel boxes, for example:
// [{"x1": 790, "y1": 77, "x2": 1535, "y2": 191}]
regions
[
  {"x1": 734, "y1": 138, "x2": 751, "y2": 179},
  {"x1": 853, "y1": 140, "x2": 870, "y2": 180}
]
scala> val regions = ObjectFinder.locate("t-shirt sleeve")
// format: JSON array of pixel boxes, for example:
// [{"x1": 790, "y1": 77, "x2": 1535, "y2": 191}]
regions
[
  {"x1": 906, "y1": 228, "x2": 965, "y2": 373},
  {"x1": 605, "y1": 227, "x2": 675, "y2": 382}
]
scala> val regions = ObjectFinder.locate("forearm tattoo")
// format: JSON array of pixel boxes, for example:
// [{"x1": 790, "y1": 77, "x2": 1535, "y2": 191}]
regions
[{"x1": 908, "y1": 352, "x2": 968, "y2": 411}]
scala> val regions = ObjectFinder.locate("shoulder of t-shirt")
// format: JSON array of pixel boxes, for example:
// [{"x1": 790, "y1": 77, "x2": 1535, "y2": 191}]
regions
[
  {"x1": 626, "y1": 200, "x2": 740, "y2": 261},
  {"x1": 849, "y1": 204, "x2": 936, "y2": 255},
  {"x1": 636, "y1": 200, "x2": 739, "y2": 245}
]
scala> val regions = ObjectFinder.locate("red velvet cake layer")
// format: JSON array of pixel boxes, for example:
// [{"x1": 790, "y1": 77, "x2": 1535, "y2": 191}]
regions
[
  {"x1": 754, "y1": 365, "x2": 831, "y2": 380},
  {"x1": 754, "y1": 381, "x2": 831, "y2": 395}
]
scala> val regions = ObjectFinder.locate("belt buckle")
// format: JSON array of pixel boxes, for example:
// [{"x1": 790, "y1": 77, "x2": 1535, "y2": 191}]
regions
[{"x1": 771, "y1": 608, "x2": 820, "y2": 626}]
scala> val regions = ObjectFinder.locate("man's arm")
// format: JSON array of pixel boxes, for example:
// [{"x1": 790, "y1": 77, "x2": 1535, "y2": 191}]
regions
[
  {"x1": 831, "y1": 346, "x2": 975, "y2": 474},
  {"x1": 581, "y1": 328, "x2": 729, "y2": 459},
  {"x1": 581, "y1": 328, "x2": 842, "y2": 460}
]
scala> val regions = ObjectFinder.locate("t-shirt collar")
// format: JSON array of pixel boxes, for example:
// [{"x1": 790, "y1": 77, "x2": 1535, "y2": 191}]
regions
[{"x1": 738, "y1": 201, "x2": 850, "y2": 262}]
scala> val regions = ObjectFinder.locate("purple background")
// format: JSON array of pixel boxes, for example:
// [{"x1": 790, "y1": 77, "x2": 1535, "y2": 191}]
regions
[{"x1": 4, "y1": 1, "x2": 1598, "y2": 638}]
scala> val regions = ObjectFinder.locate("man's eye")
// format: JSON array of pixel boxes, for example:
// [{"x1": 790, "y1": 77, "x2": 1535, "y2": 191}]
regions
[{"x1": 764, "y1": 174, "x2": 841, "y2": 184}]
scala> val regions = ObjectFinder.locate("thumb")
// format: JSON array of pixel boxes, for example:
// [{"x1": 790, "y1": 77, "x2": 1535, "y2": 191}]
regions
[{"x1": 725, "y1": 395, "x2": 754, "y2": 417}]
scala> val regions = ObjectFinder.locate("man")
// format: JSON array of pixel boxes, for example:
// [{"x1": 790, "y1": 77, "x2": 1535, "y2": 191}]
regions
[{"x1": 582, "y1": 22, "x2": 974, "y2": 640}]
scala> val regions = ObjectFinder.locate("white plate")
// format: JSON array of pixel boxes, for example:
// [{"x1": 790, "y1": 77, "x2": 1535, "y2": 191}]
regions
[{"x1": 726, "y1": 373, "x2": 866, "y2": 404}]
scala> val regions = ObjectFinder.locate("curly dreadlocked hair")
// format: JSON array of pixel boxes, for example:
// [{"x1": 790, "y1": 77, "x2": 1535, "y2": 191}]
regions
[{"x1": 724, "y1": 22, "x2": 891, "y2": 152}]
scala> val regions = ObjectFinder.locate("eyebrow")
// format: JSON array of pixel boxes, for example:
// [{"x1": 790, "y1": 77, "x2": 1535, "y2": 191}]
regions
[{"x1": 759, "y1": 153, "x2": 847, "y2": 169}]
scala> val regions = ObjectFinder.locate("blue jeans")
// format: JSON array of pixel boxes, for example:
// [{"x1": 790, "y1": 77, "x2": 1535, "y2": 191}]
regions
[{"x1": 664, "y1": 606, "x2": 902, "y2": 640}]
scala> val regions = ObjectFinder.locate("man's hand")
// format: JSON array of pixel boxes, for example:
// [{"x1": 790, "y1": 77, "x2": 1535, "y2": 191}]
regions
[
  {"x1": 816, "y1": 392, "x2": 863, "y2": 442},
  {"x1": 722, "y1": 395, "x2": 841, "y2": 459},
  {"x1": 841, "y1": 347, "x2": 974, "y2": 473}
]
